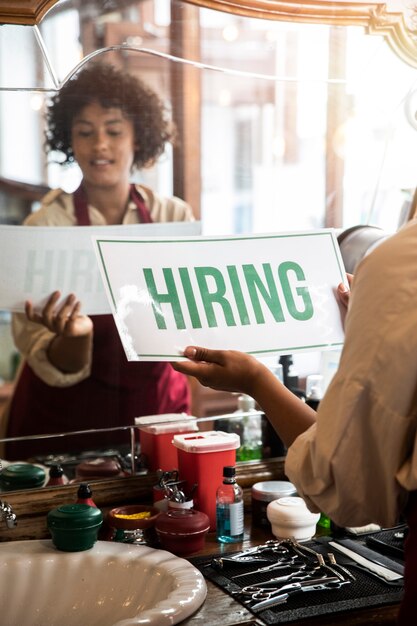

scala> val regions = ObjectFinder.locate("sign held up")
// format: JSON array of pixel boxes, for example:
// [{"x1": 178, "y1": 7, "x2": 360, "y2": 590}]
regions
[
  {"x1": 0, "y1": 221, "x2": 200, "y2": 315},
  {"x1": 93, "y1": 230, "x2": 347, "y2": 361}
]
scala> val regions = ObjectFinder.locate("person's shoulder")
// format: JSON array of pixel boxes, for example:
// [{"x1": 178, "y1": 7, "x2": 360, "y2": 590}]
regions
[
  {"x1": 24, "y1": 189, "x2": 76, "y2": 226},
  {"x1": 136, "y1": 184, "x2": 194, "y2": 223},
  {"x1": 355, "y1": 220, "x2": 417, "y2": 293},
  {"x1": 367, "y1": 220, "x2": 417, "y2": 261}
]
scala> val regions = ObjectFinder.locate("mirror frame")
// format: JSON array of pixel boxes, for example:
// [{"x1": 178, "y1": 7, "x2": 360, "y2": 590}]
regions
[
  {"x1": 0, "y1": 0, "x2": 416, "y2": 68},
  {"x1": 0, "y1": 0, "x2": 57, "y2": 24},
  {"x1": 0, "y1": 0, "x2": 414, "y2": 537}
]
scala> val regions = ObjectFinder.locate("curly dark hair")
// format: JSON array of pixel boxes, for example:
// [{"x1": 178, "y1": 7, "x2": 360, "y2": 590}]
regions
[{"x1": 45, "y1": 61, "x2": 174, "y2": 169}]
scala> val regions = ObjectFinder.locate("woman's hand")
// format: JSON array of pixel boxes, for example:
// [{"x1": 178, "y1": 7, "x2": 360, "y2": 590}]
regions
[
  {"x1": 336, "y1": 273, "x2": 353, "y2": 328},
  {"x1": 25, "y1": 291, "x2": 93, "y2": 337},
  {"x1": 25, "y1": 291, "x2": 93, "y2": 374},
  {"x1": 173, "y1": 346, "x2": 317, "y2": 447},
  {"x1": 337, "y1": 273, "x2": 353, "y2": 310},
  {"x1": 172, "y1": 346, "x2": 264, "y2": 397}
]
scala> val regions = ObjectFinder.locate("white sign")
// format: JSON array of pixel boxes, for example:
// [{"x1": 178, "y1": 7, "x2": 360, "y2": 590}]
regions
[
  {"x1": 0, "y1": 221, "x2": 201, "y2": 315},
  {"x1": 93, "y1": 230, "x2": 347, "y2": 361}
]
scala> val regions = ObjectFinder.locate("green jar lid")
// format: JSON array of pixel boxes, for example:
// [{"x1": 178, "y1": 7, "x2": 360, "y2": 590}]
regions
[
  {"x1": 0, "y1": 463, "x2": 46, "y2": 491},
  {"x1": 47, "y1": 504, "x2": 103, "y2": 530},
  {"x1": 47, "y1": 504, "x2": 103, "y2": 552}
]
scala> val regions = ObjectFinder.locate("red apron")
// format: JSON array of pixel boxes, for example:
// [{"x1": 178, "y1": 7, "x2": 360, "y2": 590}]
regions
[{"x1": 6, "y1": 185, "x2": 190, "y2": 459}]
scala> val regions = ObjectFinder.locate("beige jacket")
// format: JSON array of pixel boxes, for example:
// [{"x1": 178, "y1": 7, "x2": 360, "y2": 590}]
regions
[{"x1": 286, "y1": 219, "x2": 417, "y2": 528}]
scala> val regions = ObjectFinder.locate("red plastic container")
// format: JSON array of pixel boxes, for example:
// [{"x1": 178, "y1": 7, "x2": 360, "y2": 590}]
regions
[
  {"x1": 172, "y1": 431, "x2": 240, "y2": 530},
  {"x1": 135, "y1": 413, "x2": 198, "y2": 472},
  {"x1": 155, "y1": 507, "x2": 210, "y2": 555}
]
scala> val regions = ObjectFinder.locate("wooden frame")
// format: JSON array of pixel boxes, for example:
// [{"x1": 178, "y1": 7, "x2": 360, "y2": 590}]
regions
[
  {"x1": 186, "y1": 0, "x2": 417, "y2": 68},
  {"x1": 0, "y1": 0, "x2": 58, "y2": 24},
  {"x1": 0, "y1": 0, "x2": 416, "y2": 67},
  {"x1": 0, "y1": 458, "x2": 285, "y2": 541},
  {"x1": 0, "y1": 0, "x2": 413, "y2": 546}
]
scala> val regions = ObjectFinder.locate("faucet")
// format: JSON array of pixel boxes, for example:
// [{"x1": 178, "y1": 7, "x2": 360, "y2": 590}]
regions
[
  {"x1": 0, "y1": 460, "x2": 17, "y2": 529},
  {"x1": 0, "y1": 500, "x2": 17, "y2": 529}
]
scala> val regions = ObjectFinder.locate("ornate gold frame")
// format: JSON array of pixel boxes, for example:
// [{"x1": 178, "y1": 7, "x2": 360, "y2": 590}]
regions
[
  {"x1": 0, "y1": 0, "x2": 416, "y2": 67},
  {"x1": 0, "y1": 0, "x2": 57, "y2": 25},
  {"x1": 187, "y1": 0, "x2": 417, "y2": 67}
]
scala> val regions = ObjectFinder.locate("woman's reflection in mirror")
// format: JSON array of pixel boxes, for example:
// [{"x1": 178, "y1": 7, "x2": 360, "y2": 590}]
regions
[{"x1": 4, "y1": 62, "x2": 193, "y2": 461}]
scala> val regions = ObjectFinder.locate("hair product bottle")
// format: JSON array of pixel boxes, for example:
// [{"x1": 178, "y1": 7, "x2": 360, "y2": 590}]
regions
[{"x1": 216, "y1": 466, "x2": 244, "y2": 543}]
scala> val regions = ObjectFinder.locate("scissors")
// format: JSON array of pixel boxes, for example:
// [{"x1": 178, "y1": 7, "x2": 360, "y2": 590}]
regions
[
  {"x1": 231, "y1": 554, "x2": 301, "y2": 579},
  {"x1": 210, "y1": 556, "x2": 280, "y2": 570},
  {"x1": 250, "y1": 578, "x2": 350, "y2": 611},
  {"x1": 239, "y1": 566, "x2": 325, "y2": 598},
  {"x1": 228, "y1": 540, "x2": 288, "y2": 559}
]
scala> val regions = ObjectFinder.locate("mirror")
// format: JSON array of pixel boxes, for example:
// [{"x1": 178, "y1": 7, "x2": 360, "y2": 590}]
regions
[{"x1": 1, "y1": 0, "x2": 417, "y2": 492}]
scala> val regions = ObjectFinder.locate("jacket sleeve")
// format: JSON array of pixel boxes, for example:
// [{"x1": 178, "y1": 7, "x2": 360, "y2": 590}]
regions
[
  {"x1": 285, "y1": 224, "x2": 417, "y2": 529},
  {"x1": 12, "y1": 312, "x2": 92, "y2": 387}
]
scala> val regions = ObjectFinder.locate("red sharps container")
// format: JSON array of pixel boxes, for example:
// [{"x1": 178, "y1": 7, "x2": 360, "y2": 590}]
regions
[
  {"x1": 172, "y1": 431, "x2": 240, "y2": 530},
  {"x1": 135, "y1": 413, "x2": 198, "y2": 472}
]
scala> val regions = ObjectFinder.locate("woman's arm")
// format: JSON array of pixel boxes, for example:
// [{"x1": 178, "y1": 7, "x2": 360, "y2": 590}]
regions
[{"x1": 172, "y1": 346, "x2": 316, "y2": 448}]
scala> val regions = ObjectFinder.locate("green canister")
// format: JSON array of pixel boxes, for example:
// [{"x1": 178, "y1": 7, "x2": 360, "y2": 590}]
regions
[
  {"x1": 0, "y1": 463, "x2": 46, "y2": 491},
  {"x1": 47, "y1": 503, "x2": 103, "y2": 552}
]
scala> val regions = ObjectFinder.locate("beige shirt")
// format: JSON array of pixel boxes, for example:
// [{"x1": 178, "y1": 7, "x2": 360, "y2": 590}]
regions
[
  {"x1": 12, "y1": 185, "x2": 194, "y2": 387},
  {"x1": 285, "y1": 219, "x2": 417, "y2": 529}
]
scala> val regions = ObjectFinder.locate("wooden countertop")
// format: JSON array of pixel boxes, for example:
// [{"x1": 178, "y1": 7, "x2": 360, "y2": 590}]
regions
[{"x1": 182, "y1": 523, "x2": 400, "y2": 626}]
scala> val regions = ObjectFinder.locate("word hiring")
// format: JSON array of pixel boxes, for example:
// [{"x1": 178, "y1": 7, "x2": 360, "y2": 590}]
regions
[
  {"x1": 143, "y1": 261, "x2": 314, "y2": 329},
  {"x1": 23, "y1": 249, "x2": 103, "y2": 294}
]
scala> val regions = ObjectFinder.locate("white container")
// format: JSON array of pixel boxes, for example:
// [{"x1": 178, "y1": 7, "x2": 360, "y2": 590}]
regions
[
  {"x1": 266, "y1": 496, "x2": 320, "y2": 542},
  {"x1": 251, "y1": 480, "x2": 297, "y2": 528}
]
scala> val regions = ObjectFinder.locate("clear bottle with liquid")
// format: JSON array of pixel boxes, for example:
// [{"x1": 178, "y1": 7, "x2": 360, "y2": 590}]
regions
[
  {"x1": 216, "y1": 466, "x2": 244, "y2": 543},
  {"x1": 235, "y1": 395, "x2": 262, "y2": 461}
]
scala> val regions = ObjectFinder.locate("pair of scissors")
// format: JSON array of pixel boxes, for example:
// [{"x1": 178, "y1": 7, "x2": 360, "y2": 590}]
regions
[
  {"x1": 239, "y1": 567, "x2": 329, "y2": 598},
  {"x1": 231, "y1": 554, "x2": 301, "y2": 579},
  {"x1": 250, "y1": 577, "x2": 350, "y2": 611}
]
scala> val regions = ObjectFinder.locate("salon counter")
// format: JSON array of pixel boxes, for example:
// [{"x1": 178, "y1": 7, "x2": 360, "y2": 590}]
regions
[{"x1": 182, "y1": 520, "x2": 400, "y2": 626}]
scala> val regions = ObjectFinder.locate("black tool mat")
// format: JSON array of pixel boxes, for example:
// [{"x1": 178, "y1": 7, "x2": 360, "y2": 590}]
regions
[
  {"x1": 190, "y1": 538, "x2": 403, "y2": 624},
  {"x1": 366, "y1": 524, "x2": 407, "y2": 560}
]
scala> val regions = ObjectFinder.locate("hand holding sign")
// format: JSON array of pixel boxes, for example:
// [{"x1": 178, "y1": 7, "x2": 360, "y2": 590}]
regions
[
  {"x1": 172, "y1": 345, "x2": 262, "y2": 395},
  {"x1": 172, "y1": 344, "x2": 317, "y2": 448},
  {"x1": 25, "y1": 291, "x2": 93, "y2": 338}
]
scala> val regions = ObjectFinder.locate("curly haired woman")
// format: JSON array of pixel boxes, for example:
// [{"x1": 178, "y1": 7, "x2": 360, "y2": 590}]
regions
[{"x1": 5, "y1": 61, "x2": 193, "y2": 459}]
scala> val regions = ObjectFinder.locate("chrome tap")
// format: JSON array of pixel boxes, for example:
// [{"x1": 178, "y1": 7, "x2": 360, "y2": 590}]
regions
[
  {"x1": 0, "y1": 460, "x2": 17, "y2": 529},
  {"x1": 0, "y1": 500, "x2": 17, "y2": 529}
]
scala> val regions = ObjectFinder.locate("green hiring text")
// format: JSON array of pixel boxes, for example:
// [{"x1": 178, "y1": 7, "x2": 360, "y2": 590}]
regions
[{"x1": 143, "y1": 262, "x2": 314, "y2": 330}]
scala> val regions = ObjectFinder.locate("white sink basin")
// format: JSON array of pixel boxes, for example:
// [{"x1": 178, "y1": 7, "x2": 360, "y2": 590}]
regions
[{"x1": 0, "y1": 539, "x2": 207, "y2": 626}]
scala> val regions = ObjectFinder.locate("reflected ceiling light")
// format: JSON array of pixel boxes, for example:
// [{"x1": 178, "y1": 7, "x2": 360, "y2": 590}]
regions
[
  {"x1": 30, "y1": 94, "x2": 44, "y2": 112},
  {"x1": 265, "y1": 30, "x2": 278, "y2": 42},
  {"x1": 218, "y1": 89, "x2": 232, "y2": 107},
  {"x1": 222, "y1": 24, "x2": 239, "y2": 42},
  {"x1": 404, "y1": 88, "x2": 417, "y2": 130},
  {"x1": 96, "y1": 12, "x2": 121, "y2": 24},
  {"x1": 332, "y1": 116, "x2": 373, "y2": 159},
  {"x1": 125, "y1": 36, "x2": 143, "y2": 47},
  {"x1": 272, "y1": 136, "x2": 286, "y2": 158}
]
